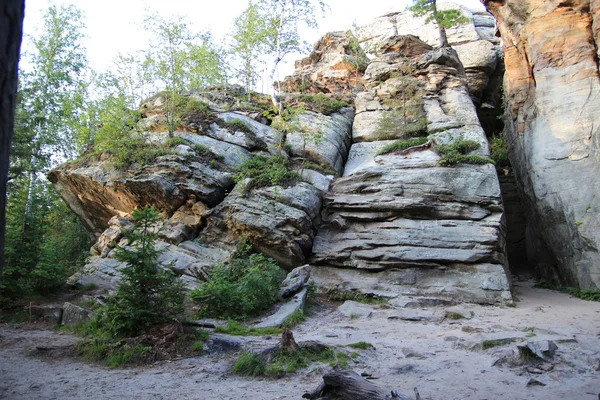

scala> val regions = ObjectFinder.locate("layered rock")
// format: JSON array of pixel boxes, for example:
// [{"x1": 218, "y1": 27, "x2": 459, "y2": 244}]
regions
[
  {"x1": 484, "y1": 0, "x2": 600, "y2": 288},
  {"x1": 310, "y1": 36, "x2": 512, "y2": 304},
  {"x1": 279, "y1": 31, "x2": 369, "y2": 101},
  {"x1": 51, "y1": 86, "x2": 354, "y2": 288},
  {"x1": 355, "y1": 1, "x2": 502, "y2": 108}
]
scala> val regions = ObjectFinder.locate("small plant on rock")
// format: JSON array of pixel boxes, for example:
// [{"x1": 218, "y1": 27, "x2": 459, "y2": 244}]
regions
[{"x1": 234, "y1": 154, "x2": 301, "y2": 191}]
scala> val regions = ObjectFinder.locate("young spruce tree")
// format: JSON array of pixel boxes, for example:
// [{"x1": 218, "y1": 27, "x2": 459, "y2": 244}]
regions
[
  {"x1": 409, "y1": 0, "x2": 469, "y2": 47},
  {"x1": 103, "y1": 207, "x2": 184, "y2": 336}
]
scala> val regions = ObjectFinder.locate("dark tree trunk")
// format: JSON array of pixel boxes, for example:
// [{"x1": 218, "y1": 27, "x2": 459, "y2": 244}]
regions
[
  {"x1": 438, "y1": 26, "x2": 449, "y2": 48},
  {"x1": 0, "y1": 0, "x2": 25, "y2": 281}
]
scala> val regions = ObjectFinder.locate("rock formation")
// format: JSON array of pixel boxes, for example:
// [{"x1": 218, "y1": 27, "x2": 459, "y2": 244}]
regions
[
  {"x1": 310, "y1": 34, "x2": 512, "y2": 304},
  {"x1": 50, "y1": 2, "x2": 514, "y2": 304},
  {"x1": 484, "y1": 0, "x2": 600, "y2": 288}
]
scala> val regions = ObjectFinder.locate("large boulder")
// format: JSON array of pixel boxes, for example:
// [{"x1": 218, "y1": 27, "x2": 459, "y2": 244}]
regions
[{"x1": 484, "y1": 0, "x2": 600, "y2": 288}]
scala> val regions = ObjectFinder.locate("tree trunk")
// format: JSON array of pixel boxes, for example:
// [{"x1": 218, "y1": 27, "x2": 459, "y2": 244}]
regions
[
  {"x1": 0, "y1": 0, "x2": 26, "y2": 281},
  {"x1": 303, "y1": 370, "x2": 417, "y2": 400},
  {"x1": 438, "y1": 26, "x2": 449, "y2": 48}
]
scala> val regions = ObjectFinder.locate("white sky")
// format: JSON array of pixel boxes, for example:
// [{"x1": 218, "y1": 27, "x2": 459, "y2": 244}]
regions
[{"x1": 22, "y1": 0, "x2": 485, "y2": 79}]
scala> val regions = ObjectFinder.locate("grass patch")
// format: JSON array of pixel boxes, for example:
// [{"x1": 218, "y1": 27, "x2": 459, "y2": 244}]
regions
[
  {"x1": 377, "y1": 137, "x2": 429, "y2": 155},
  {"x1": 446, "y1": 312, "x2": 465, "y2": 320},
  {"x1": 535, "y1": 280, "x2": 600, "y2": 302},
  {"x1": 192, "y1": 144, "x2": 224, "y2": 161},
  {"x1": 234, "y1": 346, "x2": 349, "y2": 378},
  {"x1": 214, "y1": 321, "x2": 282, "y2": 336},
  {"x1": 299, "y1": 161, "x2": 339, "y2": 177},
  {"x1": 435, "y1": 138, "x2": 494, "y2": 167},
  {"x1": 288, "y1": 94, "x2": 349, "y2": 115},
  {"x1": 218, "y1": 118, "x2": 253, "y2": 134},
  {"x1": 326, "y1": 289, "x2": 387, "y2": 305},
  {"x1": 480, "y1": 338, "x2": 517, "y2": 350},
  {"x1": 347, "y1": 341, "x2": 374, "y2": 350},
  {"x1": 234, "y1": 155, "x2": 302, "y2": 191},
  {"x1": 282, "y1": 310, "x2": 305, "y2": 329},
  {"x1": 164, "y1": 137, "x2": 187, "y2": 147}
]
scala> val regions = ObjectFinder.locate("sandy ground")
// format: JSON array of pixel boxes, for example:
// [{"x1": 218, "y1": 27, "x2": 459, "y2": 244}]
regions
[{"x1": 1, "y1": 276, "x2": 599, "y2": 400}]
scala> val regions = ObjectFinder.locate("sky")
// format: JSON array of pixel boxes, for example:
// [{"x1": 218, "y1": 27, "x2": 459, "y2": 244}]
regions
[{"x1": 22, "y1": 0, "x2": 486, "y2": 79}]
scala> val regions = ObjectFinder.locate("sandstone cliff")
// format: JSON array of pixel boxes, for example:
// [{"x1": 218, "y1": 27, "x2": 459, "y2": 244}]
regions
[
  {"x1": 49, "y1": 3, "x2": 513, "y2": 304},
  {"x1": 484, "y1": 0, "x2": 600, "y2": 288}
]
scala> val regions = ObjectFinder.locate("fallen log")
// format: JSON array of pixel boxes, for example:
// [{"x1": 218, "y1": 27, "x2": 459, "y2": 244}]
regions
[{"x1": 303, "y1": 370, "x2": 419, "y2": 400}]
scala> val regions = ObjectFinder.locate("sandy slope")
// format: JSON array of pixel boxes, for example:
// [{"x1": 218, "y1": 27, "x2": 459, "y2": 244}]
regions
[{"x1": 1, "y1": 277, "x2": 599, "y2": 400}]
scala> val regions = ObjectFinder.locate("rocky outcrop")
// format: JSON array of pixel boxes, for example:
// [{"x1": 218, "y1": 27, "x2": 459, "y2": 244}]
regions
[
  {"x1": 355, "y1": 1, "x2": 502, "y2": 110},
  {"x1": 484, "y1": 0, "x2": 600, "y2": 288},
  {"x1": 310, "y1": 35, "x2": 512, "y2": 304},
  {"x1": 50, "y1": 86, "x2": 354, "y2": 286},
  {"x1": 279, "y1": 31, "x2": 368, "y2": 101}
]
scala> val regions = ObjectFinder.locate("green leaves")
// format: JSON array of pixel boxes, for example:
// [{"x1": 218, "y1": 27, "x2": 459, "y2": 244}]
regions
[{"x1": 409, "y1": 0, "x2": 469, "y2": 47}]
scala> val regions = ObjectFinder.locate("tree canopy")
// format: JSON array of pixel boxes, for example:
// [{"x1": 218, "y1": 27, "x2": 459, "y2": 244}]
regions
[{"x1": 409, "y1": 0, "x2": 469, "y2": 47}]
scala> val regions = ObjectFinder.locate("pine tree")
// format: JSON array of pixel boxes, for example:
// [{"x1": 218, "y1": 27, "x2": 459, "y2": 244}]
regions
[{"x1": 103, "y1": 207, "x2": 185, "y2": 336}]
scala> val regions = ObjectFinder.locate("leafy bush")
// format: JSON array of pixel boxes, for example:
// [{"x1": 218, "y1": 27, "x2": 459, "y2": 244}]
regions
[
  {"x1": 490, "y1": 134, "x2": 509, "y2": 168},
  {"x1": 436, "y1": 138, "x2": 494, "y2": 167},
  {"x1": 164, "y1": 137, "x2": 187, "y2": 147},
  {"x1": 190, "y1": 247, "x2": 283, "y2": 320},
  {"x1": 102, "y1": 207, "x2": 185, "y2": 336},
  {"x1": 234, "y1": 155, "x2": 301, "y2": 191},
  {"x1": 377, "y1": 137, "x2": 429, "y2": 155}
]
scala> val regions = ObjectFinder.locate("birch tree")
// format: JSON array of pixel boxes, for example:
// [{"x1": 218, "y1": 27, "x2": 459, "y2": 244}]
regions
[{"x1": 409, "y1": 0, "x2": 469, "y2": 47}]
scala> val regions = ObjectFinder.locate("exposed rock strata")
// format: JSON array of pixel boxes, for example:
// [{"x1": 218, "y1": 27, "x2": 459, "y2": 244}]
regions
[
  {"x1": 310, "y1": 35, "x2": 511, "y2": 304},
  {"x1": 484, "y1": 0, "x2": 600, "y2": 288}
]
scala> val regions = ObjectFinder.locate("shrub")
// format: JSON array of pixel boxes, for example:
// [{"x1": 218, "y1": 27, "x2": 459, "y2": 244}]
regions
[
  {"x1": 490, "y1": 134, "x2": 510, "y2": 168},
  {"x1": 219, "y1": 118, "x2": 253, "y2": 134},
  {"x1": 102, "y1": 207, "x2": 185, "y2": 336},
  {"x1": 192, "y1": 144, "x2": 224, "y2": 161},
  {"x1": 234, "y1": 155, "x2": 301, "y2": 191},
  {"x1": 164, "y1": 137, "x2": 187, "y2": 147},
  {"x1": 190, "y1": 247, "x2": 283, "y2": 320},
  {"x1": 436, "y1": 138, "x2": 494, "y2": 167}
]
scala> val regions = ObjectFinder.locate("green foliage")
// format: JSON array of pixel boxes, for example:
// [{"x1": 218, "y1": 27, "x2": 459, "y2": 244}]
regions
[
  {"x1": 214, "y1": 321, "x2": 283, "y2": 336},
  {"x1": 192, "y1": 144, "x2": 225, "y2": 161},
  {"x1": 347, "y1": 341, "x2": 374, "y2": 350},
  {"x1": 300, "y1": 162, "x2": 338, "y2": 177},
  {"x1": 490, "y1": 134, "x2": 510, "y2": 168},
  {"x1": 234, "y1": 346, "x2": 348, "y2": 378},
  {"x1": 446, "y1": 312, "x2": 465, "y2": 320},
  {"x1": 268, "y1": 105, "x2": 305, "y2": 134},
  {"x1": 282, "y1": 310, "x2": 305, "y2": 329},
  {"x1": 219, "y1": 118, "x2": 253, "y2": 134},
  {"x1": 409, "y1": 0, "x2": 469, "y2": 47},
  {"x1": 102, "y1": 207, "x2": 185, "y2": 336},
  {"x1": 326, "y1": 290, "x2": 387, "y2": 305},
  {"x1": 435, "y1": 139, "x2": 494, "y2": 167},
  {"x1": 190, "y1": 247, "x2": 283, "y2": 320},
  {"x1": 141, "y1": 11, "x2": 226, "y2": 136},
  {"x1": 480, "y1": 338, "x2": 517, "y2": 350},
  {"x1": 377, "y1": 137, "x2": 429, "y2": 155},
  {"x1": 164, "y1": 137, "x2": 187, "y2": 147},
  {"x1": 234, "y1": 155, "x2": 301, "y2": 191},
  {"x1": 344, "y1": 29, "x2": 369, "y2": 84},
  {"x1": 2, "y1": 181, "x2": 91, "y2": 297},
  {"x1": 288, "y1": 94, "x2": 349, "y2": 115},
  {"x1": 535, "y1": 280, "x2": 600, "y2": 302}
]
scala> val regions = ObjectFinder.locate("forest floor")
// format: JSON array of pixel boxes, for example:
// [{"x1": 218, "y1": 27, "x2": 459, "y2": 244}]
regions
[{"x1": 1, "y1": 275, "x2": 599, "y2": 400}]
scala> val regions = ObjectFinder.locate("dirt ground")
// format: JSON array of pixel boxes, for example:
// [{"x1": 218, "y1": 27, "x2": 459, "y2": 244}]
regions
[{"x1": 1, "y1": 276, "x2": 599, "y2": 400}]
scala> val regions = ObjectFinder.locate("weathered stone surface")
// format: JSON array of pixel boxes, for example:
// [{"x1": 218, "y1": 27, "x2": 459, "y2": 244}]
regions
[
  {"x1": 278, "y1": 265, "x2": 311, "y2": 299},
  {"x1": 279, "y1": 31, "x2": 368, "y2": 101},
  {"x1": 286, "y1": 108, "x2": 354, "y2": 174},
  {"x1": 61, "y1": 302, "x2": 90, "y2": 326},
  {"x1": 311, "y1": 28, "x2": 511, "y2": 304},
  {"x1": 485, "y1": 0, "x2": 600, "y2": 288},
  {"x1": 211, "y1": 112, "x2": 284, "y2": 156},
  {"x1": 337, "y1": 301, "x2": 375, "y2": 318},
  {"x1": 202, "y1": 183, "x2": 320, "y2": 270},
  {"x1": 254, "y1": 287, "x2": 308, "y2": 328}
]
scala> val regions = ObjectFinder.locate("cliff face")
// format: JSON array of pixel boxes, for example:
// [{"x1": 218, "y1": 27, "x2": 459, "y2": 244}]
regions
[
  {"x1": 50, "y1": 3, "x2": 513, "y2": 303},
  {"x1": 484, "y1": 0, "x2": 600, "y2": 288}
]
